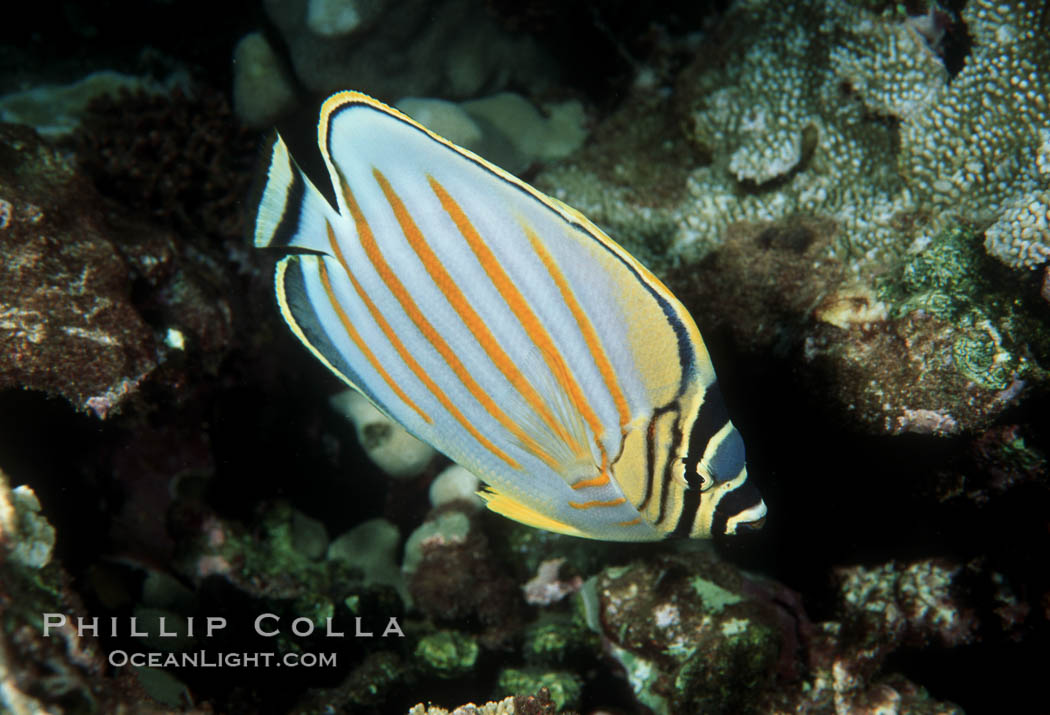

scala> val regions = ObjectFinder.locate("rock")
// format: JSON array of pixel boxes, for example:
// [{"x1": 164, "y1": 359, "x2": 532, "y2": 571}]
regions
[
  {"x1": 0, "y1": 123, "x2": 158, "y2": 417},
  {"x1": 583, "y1": 551, "x2": 783, "y2": 714},
  {"x1": 327, "y1": 517, "x2": 403, "y2": 599},
  {"x1": 404, "y1": 509, "x2": 522, "y2": 648},
  {"x1": 428, "y1": 464, "x2": 482, "y2": 511},
  {"x1": 396, "y1": 97, "x2": 484, "y2": 148},
  {"x1": 232, "y1": 32, "x2": 298, "y2": 128},
  {"x1": 291, "y1": 509, "x2": 329, "y2": 560},
  {"x1": 293, "y1": 651, "x2": 406, "y2": 711},
  {"x1": 1, "y1": 483, "x2": 55, "y2": 568},
  {"x1": 329, "y1": 389, "x2": 437, "y2": 478},
  {"x1": 260, "y1": 0, "x2": 557, "y2": 100},
  {"x1": 0, "y1": 70, "x2": 185, "y2": 138},
  {"x1": 74, "y1": 84, "x2": 258, "y2": 240},
  {"x1": 402, "y1": 511, "x2": 471, "y2": 578},
  {"x1": 462, "y1": 93, "x2": 588, "y2": 163},
  {"x1": 666, "y1": 220, "x2": 1045, "y2": 435}
]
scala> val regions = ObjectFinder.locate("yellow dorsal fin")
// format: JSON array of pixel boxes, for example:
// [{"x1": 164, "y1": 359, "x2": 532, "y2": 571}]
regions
[{"x1": 478, "y1": 488, "x2": 591, "y2": 538}]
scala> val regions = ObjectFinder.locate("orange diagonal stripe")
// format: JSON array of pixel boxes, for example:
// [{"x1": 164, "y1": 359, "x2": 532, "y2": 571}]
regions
[
  {"x1": 569, "y1": 497, "x2": 627, "y2": 510},
  {"x1": 524, "y1": 226, "x2": 632, "y2": 435},
  {"x1": 571, "y1": 473, "x2": 610, "y2": 490},
  {"x1": 373, "y1": 169, "x2": 569, "y2": 472},
  {"x1": 330, "y1": 192, "x2": 520, "y2": 470},
  {"x1": 317, "y1": 237, "x2": 432, "y2": 426},
  {"x1": 427, "y1": 176, "x2": 599, "y2": 466}
]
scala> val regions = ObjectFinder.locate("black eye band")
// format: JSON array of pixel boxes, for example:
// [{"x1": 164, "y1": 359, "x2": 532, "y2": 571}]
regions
[
  {"x1": 712, "y1": 479, "x2": 763, "y2": 536},
  {"x1": 685, "y1": 381, "x2": 729, "y2": 475}
]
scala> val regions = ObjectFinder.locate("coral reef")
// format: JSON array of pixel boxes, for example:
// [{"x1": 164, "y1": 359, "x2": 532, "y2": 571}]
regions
[
  {"x1": 670, "y1": 217, "x2": 1046, "y2": 434},
  {"x1": 0, "y1": 70, "x2": 186, "y2": 139},
  {"x1": 1, "y1": 482, "x2": 55, "y2": 569},
  {"x1": 765, "y1": 558, "x2": 974, "y2": 714},
  {"x1": 935, "y1": 423, "x2": 1048, "y2": 505},
  {"x1": 539, "y1": 0, "x2": 1050, "y2": 277},
  {"x1": 495, "y1": 668, "x2": 581, "y2": 712},
  {"x1": 893, "y1": 2, "x2": 1049, "y2": 266},
  {"x1": 398, "y1": 93, "x2": 589, "y2": 175},
  {"x1": 540, "y1": 0, "x2": 908, "y2": 266},
  {"x1": 835, "y1": 560, "x2": 976, "y2": 650},
  {"x1": 415, "y1": 629, "x2": 479, "y2": 678},
  {"x1": 1, "y1": 0, "x2": 1048, "y2": 712},
  {"x1": 985, "y1": 187, "x2": 1050, "y2": 270},
  {"x1": 0, "y1": 123, "x2": 159, "y2": 417},
  {"x1": 582, "y1": 550, "x2": 785, "y2": 714},
  {"x1": 235, "y1": 0, "x2": 557, "y2": 124},
  {"x1": 75, "y1": 85, "x2": 258, "y2": 240},
  {"x1": 330, "y1": 389, "x2": 437, "y2": 479},
  {"x1": 405, "y1": 508, "x2": 523, "y2": 648},
  {"x1": 408, "y1": 690, "x2": 559, "y2": 715},
  {"x1": 408, "y1": 696, "x2": 518, "y2": 715},
  {"x1": 0, "y1": 468, "x2": 181, "y2": 713}
]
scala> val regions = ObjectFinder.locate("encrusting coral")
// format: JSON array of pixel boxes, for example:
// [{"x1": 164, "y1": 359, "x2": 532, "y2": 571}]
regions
[
  {"x1": 839, "y1": 0, "x2": 1050, "y2": 271},
  {"x1": 541, "y1": 0, "x2": 1050, "y2": 276},
  {"x1": 538, "y1": 0, "x2": 1050, "y2": 436}
]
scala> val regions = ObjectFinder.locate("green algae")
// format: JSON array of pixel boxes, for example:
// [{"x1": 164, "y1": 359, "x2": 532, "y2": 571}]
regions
[
  {"x1": 674, "y1": 617, "x2": 778, "y2": 714},
  {"x1": 496, "y1": 667, "x2": 582, "y2": 712},
  {"x1": 414, "y1": 629, "x2": 478, "y2": 678},
  {"x1": 523, "y1": 611, "x2": 598, "y2": 665},
  {"x1": 878, "y1": 225, "x2": 1047, "y2": 390},
  {"x1": 690, "y1": 575, "x2": 743, "y2": 613}
]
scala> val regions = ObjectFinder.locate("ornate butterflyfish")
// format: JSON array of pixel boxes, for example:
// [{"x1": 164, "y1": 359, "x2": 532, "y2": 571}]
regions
[{"x1": 253, "y1": 91, "x2": 766, "y2": 540}]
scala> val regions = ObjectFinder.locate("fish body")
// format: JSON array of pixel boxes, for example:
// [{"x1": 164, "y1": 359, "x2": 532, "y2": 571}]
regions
[{"x1": 253, "y1": 91, "x2": 766, "y2": 540}]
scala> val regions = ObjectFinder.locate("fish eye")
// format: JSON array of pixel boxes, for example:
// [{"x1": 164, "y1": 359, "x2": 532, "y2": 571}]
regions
[{"x1": 694, "y1": 464, "x2": 713, "y2": 491}]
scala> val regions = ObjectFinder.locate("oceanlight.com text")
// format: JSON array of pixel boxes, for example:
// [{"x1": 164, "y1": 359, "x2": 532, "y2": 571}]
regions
[{"x1": 108, "y1": 650, "x2": 338, "y2": 668}]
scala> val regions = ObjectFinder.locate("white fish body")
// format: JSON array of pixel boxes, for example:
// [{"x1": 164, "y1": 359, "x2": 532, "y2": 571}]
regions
[{"x1": 254, "y1": 91, "x2": 766, "y2": 541}]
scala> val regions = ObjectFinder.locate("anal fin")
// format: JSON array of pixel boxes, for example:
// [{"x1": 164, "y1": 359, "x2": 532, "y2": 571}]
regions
[{"x1": 479, "y1": 488, "x2": 591, "y2": 538}]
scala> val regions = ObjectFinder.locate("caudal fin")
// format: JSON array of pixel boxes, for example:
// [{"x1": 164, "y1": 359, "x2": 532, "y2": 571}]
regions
[{"x1": 253, "y1": 134, "x2": 336, "y2": 253}]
